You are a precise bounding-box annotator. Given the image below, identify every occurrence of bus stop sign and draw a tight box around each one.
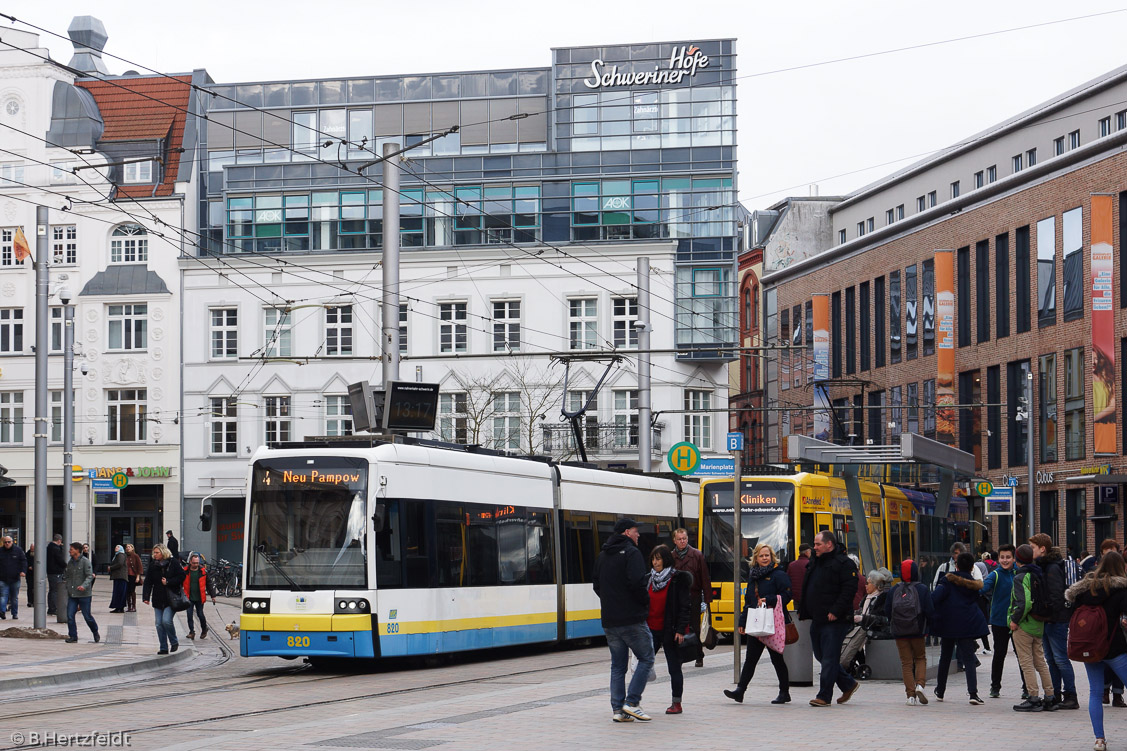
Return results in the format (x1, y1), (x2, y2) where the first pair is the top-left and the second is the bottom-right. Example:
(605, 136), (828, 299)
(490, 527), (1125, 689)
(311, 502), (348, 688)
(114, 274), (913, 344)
(667, 442), (701, 476)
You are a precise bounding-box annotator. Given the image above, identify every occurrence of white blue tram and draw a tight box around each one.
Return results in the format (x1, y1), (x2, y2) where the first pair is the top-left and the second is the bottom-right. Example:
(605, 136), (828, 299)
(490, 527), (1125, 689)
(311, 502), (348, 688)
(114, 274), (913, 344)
(239, 439), (697, 660)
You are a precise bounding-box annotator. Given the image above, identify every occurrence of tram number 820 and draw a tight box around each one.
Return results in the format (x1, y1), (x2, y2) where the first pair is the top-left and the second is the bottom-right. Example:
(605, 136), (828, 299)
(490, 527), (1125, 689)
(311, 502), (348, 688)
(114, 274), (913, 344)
(286, 635), (310, 647)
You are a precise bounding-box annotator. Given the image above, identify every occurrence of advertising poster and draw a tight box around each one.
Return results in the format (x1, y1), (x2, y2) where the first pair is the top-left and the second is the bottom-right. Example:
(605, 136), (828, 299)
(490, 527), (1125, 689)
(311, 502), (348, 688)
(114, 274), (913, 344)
(1092, 194), (1117, 454)
(935, 250), (956, 445)
(812, 294), (831, 441)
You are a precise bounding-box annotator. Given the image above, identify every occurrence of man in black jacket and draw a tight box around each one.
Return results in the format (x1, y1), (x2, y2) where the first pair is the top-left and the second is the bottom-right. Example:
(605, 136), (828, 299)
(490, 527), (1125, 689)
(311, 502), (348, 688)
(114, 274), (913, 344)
(0, 535), (26, 619)
(45, 534), (67, 615)
(593, 518), (654, 723)
(800, 531), (860, 707)
(1030, 532), (1078, 710)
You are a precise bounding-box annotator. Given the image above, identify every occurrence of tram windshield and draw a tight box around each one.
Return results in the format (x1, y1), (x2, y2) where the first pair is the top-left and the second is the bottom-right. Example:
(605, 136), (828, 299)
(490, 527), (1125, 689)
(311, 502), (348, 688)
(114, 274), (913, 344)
(248, 456), (368, 589)
(701, 481), (793, 584)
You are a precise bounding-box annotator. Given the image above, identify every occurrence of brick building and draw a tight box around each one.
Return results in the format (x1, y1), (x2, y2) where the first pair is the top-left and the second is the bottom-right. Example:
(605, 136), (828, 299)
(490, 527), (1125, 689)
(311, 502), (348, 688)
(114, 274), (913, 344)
(758, 63), (1127, 556)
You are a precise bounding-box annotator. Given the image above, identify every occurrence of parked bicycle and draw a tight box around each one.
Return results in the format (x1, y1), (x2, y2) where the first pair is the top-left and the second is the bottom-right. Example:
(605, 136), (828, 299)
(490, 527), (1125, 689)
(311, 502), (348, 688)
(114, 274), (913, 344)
(209, 559), (242, 597)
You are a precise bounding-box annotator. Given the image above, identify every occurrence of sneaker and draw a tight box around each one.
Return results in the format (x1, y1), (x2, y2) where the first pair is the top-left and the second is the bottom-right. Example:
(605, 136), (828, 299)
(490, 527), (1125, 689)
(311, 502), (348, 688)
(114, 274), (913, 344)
(621, 704), (651, 721)
(934, 690), (944, 702)
(905, 696), (917, 706)
(612, 711), (633, 723)
(1043, 696), (1061, 712)
(1013, 697), (1043, 712)
(969, 694), (984, 705)
(665, 703), (682, 714)
(989, 689), (1001, 699)
(981, 649), (992, 656)
(64, 637), (78, 643)
(1095, 739), (1108, 751)
(836, 682), (860, 704)
(1021, 689), (1030, 700)
(914, 685), (929, 705)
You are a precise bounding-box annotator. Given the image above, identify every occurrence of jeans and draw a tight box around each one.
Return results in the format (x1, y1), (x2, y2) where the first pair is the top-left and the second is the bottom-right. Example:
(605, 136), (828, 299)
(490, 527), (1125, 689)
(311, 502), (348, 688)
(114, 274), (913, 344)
(990, 624), (1027, 694)
(0, 578), (20, 617)
(186, 602), (207, 634)
(153, 606), (178, 651)
(66, 596), (98, 641)
(47, 575), (63, 614)
(1042, 622), (1076, 695)
(936, 637), (978, 697)
(651, 629), (684, 702)
(1086, 654), (1127, 739)
(605, 622), (655, 712)
(810, 620), (856, 702)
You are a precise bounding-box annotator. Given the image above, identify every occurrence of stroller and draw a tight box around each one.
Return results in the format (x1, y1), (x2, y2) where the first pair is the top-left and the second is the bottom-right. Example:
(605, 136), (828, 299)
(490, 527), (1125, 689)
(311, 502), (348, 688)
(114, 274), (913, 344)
(840, 623), (872, 680)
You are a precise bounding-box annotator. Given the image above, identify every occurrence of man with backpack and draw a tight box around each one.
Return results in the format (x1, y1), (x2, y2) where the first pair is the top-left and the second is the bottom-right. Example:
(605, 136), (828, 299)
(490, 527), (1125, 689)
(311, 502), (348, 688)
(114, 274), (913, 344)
(1031, 533), (1079, 710)
(887, 558), (934, 705)
(1011, 543), (1056, 712)
(982, 544), (1026, 699)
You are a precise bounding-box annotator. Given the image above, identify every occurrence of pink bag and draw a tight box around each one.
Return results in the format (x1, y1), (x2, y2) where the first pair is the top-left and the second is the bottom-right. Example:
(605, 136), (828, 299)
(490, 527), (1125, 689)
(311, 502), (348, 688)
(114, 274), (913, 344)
(758, 598), (787, 654)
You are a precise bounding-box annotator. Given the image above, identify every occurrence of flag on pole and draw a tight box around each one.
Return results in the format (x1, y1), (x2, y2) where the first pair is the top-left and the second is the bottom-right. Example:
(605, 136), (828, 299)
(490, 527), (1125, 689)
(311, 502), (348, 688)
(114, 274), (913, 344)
(12, 227), (31, 262)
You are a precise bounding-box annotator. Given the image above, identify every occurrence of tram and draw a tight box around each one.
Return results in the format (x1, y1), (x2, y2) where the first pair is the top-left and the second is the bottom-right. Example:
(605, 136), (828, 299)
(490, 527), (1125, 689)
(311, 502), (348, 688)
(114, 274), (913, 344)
(698, 472), (937, 635)
(238, 438), (698, 661)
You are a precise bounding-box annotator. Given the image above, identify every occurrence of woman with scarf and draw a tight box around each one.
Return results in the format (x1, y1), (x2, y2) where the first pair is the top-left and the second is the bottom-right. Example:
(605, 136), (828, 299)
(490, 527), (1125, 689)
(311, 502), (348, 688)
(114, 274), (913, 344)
(647, 543), (692, 715)
(107, 545), (128, 613)
(724, 543), (792, 705)
(125, 544), (143, 612)
(142, 544), (185, 655)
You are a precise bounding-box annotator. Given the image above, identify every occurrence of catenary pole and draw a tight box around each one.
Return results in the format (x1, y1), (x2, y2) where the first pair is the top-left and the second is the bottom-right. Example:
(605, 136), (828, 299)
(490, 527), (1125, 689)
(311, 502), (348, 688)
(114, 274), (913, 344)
(63, 299), (74, 544)
(732, 450), (742, 683)
(33, 206), (48, 629)
(381, 142), (401, 386)
(1026, 371), (1035, 539)
(637, 258), (651, 471)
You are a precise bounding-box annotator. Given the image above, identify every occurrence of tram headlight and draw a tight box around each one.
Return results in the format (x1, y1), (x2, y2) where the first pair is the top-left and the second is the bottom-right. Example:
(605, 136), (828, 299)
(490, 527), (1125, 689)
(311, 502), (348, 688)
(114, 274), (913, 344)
(242, 598), (271, 614)
(334, 597), (372, 614)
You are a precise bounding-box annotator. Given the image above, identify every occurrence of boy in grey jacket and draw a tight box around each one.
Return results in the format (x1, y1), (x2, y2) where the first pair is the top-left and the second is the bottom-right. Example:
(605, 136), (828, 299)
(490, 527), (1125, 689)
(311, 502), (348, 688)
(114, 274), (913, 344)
(64, 542), (100, 644)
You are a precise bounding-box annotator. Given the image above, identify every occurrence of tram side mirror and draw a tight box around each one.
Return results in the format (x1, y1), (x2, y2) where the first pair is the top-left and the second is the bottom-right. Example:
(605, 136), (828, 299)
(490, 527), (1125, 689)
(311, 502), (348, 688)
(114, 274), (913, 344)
(200, 504), (213, 532)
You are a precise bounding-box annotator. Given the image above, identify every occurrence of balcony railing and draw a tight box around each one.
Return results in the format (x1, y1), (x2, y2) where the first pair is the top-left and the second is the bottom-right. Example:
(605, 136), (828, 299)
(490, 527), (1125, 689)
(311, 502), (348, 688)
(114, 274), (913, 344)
(541, 422), (663, 455)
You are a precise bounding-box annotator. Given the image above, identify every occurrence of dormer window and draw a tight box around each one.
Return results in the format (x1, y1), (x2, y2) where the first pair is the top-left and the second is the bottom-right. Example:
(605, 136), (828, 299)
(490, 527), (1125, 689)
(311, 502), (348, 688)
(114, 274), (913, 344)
(110, 224), (148, 263)
(123, 160), (153, 184)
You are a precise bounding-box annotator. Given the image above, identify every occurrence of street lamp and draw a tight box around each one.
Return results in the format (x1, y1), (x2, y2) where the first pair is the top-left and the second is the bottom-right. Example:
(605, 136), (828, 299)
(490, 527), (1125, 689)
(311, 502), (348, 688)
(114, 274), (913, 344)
(59, 286), (75, 545)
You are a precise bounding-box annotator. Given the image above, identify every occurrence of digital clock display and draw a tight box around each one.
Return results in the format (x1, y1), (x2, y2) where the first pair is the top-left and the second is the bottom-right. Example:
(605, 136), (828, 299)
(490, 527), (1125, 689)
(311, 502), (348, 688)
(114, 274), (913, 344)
(383, 381), (439, 431)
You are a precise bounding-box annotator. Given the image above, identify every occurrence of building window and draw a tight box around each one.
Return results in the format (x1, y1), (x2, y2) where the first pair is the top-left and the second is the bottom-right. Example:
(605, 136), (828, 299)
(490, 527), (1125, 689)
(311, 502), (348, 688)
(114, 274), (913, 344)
(867, 217), (875, 233)
(859, 281), (870, 372)
(1118, 111), (1127, 131)
(886, 209), (895, 226)
(916, 195), (926, 212)
(907, 382), (920, 435)
(1026, 148), (1037, 166)
(987, 366), (1001, 469)
(493, 300), (521, 352)
(491, 391), (521, 450)
(1069, 129), (1081, 150)
(264, 307), (292, 357)
(923, 379), (936, 439)
(0, 228), (27, 267)
(1054, 136), (1065, 156)
(874, 276), (886, 369)
(838, 228), (846, 244)
(957, 247), (970, 348)
(438, 392), (467, 443)
(51, 225), (77, 265)
(683, 389), (712, 449)
(905, 265), (917, 360)
(50, 161), (73, 184)
(50, 307), (63, 353)
(122, 160), (153, 184)
(568, 297), (598, 350)
(108, 389), (146, 442)
(831, 290), (842, 378)
(922, 259), (935, 356)
(974, 171), (984, 189)
(0, 308), (23, 353)
(1039, 353), (1057, 463)
(1037, 216), (1056, 327)
(889, 271), (901, 364)
(264, 395), (291, 445)
(0, 163), (25, 188)
(1065, 347), (1085, 460)
(996, 233), (1010, 339)
(110, 224), (148, 263)
(107, 304), (146, 351)
(951, 181), (960, 198)
(975, 240), (990, 344)
(325, 394), (353, 437)
(0, 391), (23, 444)
(325, 305), (353, 356)
(1016, 225), (1031, 333)
(399, 303), (408, 355)
(845, 286), (856, 375)
(1100, 117), (1111, 138)
(209, 397), (237, 454)
(1062, 207), (1084, 322)
(780, 308), (791, 392)
(439, 301), (468, 353)
(1012, 154), (1023, 173)
(613, 389), (639, 448)
(857, 221), (865, 237)
(50, 390), (68, 443)
(210, 308), (238, 359)
(1007, 360), (1030, 466)
(612, 296), (638, 349)
(928, 191), (937, 207)
(987, 165), (997, 183)
(896, 204), (904, 221)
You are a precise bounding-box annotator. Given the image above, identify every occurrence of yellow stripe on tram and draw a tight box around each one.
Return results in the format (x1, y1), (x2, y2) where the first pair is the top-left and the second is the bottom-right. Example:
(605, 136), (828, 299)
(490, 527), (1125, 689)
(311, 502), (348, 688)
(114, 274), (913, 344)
(379, 611), (557, 635)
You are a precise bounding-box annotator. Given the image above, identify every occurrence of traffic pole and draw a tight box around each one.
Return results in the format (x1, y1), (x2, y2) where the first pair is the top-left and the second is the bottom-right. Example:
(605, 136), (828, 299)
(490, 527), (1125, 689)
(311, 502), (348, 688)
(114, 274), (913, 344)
(381, 141), (401, 387)
(33, 206), (48, 629)
(732, 448), (742, 683)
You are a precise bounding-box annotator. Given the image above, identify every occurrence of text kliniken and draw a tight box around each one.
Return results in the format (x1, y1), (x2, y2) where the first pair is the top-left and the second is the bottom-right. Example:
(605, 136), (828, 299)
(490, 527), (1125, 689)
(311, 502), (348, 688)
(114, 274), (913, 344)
(584, 45), (710, 89)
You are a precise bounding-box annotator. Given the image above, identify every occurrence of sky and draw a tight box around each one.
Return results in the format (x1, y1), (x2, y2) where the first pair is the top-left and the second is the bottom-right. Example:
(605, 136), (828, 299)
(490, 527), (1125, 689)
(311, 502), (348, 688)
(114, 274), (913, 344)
(14, 0), (1127, 210)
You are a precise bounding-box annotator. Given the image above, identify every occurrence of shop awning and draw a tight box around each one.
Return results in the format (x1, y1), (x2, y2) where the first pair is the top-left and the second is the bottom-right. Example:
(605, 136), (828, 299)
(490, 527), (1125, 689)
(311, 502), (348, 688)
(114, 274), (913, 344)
(1062, 474), (1127, 484)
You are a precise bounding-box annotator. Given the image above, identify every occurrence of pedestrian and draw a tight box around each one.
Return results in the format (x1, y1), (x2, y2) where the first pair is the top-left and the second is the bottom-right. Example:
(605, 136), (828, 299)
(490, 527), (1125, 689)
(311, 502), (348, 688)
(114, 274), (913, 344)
(799, 530), (861, 707)
(142, 543), (185, 655)
(1030, 532), (1079, 710)
(788, 543), (813, 612)
(165, 530), (179, 559)
(593, 518), (654, 723)
(982, 544), (1026, 699)
(125, 543), (143, 612)
(1065, 550), (1127, 751)
(725, 543), (792, 705)
(849, 554), (866, 610)
(0, 535), (27, 620)
(183, 552), (213, 640)
(25, 543), (34, 608)
(931, 551), (987, 705)
(645, 544), (691, 714)
(107, 545), (128, 613)
(933, 542), (984, 587)
(64, 542), (99, 644)
(1081, 540), (1126, 707)
(46, 534), (66, 616)
(887, 559), (934, 705)
(1011, 543), (1056, 712)
(671, 527), (711, 667)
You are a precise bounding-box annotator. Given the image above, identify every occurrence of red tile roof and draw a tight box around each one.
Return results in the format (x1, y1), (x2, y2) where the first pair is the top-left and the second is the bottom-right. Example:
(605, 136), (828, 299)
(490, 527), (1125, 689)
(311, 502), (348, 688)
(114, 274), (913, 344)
(77, 75), (192, 198)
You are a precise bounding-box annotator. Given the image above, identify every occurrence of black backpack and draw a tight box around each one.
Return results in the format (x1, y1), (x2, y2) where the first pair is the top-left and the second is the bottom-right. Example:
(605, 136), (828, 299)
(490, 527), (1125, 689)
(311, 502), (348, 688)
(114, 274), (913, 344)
(1028, 569), (1054, 622)
(890, 582), (923, 636)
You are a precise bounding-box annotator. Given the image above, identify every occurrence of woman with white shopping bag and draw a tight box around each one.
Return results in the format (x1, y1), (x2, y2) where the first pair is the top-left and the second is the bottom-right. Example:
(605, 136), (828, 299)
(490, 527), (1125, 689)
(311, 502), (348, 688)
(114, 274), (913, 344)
(723, 544), (792, 705)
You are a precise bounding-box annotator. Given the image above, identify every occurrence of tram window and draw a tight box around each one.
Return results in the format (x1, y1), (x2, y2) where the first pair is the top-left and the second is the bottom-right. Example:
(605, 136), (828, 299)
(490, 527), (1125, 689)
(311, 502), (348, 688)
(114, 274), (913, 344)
(561, 511), (595, 584)
(526, 511), (554, 584)
(435, 502), (467, 587)
(497, 518), (526, 585)
(888, 518), (902, 574)
(800, 514), (816, 550)
(375, 499), (403, 589)
(467, 519), (499, 587)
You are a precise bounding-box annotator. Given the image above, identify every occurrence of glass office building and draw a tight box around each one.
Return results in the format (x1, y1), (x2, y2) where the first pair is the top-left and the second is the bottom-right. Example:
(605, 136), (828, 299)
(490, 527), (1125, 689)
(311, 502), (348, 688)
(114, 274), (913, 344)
(197, 40), (738, 357)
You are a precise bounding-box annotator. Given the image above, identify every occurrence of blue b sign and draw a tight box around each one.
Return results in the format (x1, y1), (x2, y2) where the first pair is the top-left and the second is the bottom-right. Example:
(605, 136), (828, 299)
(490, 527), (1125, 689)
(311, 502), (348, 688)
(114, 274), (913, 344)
(726, 432), (744, 452)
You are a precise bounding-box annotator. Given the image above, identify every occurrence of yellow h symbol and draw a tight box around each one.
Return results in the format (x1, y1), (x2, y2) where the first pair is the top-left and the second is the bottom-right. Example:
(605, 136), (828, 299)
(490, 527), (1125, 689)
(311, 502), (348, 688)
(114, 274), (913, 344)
(673, 445), (693, 471)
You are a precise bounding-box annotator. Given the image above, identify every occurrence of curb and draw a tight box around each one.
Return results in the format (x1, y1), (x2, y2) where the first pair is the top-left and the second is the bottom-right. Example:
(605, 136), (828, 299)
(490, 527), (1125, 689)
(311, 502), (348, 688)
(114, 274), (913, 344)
(0, 645), (196, 692)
